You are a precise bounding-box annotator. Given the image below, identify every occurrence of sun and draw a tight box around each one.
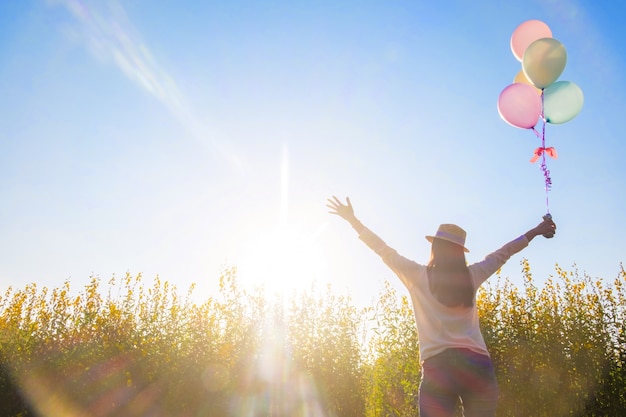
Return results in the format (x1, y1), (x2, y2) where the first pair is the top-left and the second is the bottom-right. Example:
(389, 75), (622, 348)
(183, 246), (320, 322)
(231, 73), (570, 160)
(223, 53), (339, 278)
(233, 144), (330, 297)
(236, 223), (328, 297)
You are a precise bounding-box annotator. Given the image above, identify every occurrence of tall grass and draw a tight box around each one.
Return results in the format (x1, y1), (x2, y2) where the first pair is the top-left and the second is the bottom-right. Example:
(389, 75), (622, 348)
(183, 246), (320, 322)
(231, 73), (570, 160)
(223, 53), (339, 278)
(1, 261), (625, 416)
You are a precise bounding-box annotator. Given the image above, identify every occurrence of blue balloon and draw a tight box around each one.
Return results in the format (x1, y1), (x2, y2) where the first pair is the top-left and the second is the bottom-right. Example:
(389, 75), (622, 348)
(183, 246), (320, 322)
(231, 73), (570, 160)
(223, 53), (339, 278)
(543, 81), (584, 124)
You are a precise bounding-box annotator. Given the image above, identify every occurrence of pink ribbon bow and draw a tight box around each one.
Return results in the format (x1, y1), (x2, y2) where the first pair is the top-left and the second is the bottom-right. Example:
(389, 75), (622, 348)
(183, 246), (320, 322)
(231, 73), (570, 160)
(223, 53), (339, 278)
(530, 147), (558, 163)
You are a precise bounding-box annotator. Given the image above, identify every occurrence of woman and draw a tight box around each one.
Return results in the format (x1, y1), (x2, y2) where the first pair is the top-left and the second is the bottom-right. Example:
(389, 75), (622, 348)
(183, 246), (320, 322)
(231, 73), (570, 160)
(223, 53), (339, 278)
(326, 196), (556, 417)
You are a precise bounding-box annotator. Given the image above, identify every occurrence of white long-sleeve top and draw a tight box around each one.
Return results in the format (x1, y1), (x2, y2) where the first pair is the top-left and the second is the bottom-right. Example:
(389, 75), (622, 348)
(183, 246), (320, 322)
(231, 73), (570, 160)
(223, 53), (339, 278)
(359, 227), (529, 362)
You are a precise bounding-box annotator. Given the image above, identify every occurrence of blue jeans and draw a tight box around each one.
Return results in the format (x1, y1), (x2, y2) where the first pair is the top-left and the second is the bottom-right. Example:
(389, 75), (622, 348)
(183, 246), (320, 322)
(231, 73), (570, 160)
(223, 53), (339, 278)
(419, 348), (499, 417)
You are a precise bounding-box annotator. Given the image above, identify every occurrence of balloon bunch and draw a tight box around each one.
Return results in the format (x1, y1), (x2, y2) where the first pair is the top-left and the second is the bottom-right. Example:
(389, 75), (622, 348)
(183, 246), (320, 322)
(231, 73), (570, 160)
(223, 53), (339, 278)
(497, 20), (583, 213)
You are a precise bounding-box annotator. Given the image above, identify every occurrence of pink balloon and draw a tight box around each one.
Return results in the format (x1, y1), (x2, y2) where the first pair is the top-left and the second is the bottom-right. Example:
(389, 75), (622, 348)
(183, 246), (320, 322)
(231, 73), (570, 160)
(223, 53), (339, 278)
(497, 83), (542, 129)
(510, 20), (552, 62)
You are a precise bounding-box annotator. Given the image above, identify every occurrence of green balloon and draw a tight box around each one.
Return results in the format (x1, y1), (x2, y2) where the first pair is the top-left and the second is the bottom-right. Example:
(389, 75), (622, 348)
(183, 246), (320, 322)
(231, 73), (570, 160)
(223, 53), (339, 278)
(523, 38), (567, 89)
(543, 81), (584, 124)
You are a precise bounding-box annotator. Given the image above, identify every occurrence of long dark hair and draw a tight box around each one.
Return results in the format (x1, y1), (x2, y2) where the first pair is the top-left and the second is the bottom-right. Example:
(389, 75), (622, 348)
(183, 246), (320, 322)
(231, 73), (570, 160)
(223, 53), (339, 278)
(427, 238), (474, 308)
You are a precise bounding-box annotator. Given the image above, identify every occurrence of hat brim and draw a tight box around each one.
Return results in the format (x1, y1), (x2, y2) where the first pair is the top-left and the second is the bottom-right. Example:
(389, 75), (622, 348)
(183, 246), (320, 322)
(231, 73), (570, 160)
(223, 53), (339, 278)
(425, 235), (470, 252)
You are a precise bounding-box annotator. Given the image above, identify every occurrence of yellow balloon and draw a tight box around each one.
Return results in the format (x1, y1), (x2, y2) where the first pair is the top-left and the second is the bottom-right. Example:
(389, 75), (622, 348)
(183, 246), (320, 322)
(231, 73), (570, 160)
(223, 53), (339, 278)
(522, 38), (567, 89)
(514, 70), (542, 95)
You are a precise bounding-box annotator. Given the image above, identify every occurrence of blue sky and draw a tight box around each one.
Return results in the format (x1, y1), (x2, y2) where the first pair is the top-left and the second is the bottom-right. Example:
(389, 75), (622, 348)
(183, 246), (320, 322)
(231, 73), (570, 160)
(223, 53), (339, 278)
(1, 0), (624, 306)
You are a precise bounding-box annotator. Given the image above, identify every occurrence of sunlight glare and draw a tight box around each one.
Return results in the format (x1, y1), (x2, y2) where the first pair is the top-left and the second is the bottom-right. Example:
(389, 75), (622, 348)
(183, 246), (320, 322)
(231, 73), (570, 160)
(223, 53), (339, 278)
(237, 144), (329, 297)
(237, 223), (328, 297)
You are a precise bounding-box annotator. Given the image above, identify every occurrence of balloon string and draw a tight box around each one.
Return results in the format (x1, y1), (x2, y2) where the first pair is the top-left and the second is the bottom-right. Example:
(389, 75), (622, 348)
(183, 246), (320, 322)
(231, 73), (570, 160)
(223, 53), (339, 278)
(532, 91), (551, 214)
(540, 91), (551, 212)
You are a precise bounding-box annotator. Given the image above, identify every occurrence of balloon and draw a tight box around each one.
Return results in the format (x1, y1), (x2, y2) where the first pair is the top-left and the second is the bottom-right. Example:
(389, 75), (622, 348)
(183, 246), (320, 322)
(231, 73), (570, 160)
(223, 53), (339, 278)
(543, 81), (584, 124)
(514, 69), (542, 95)
(510, 20), (552, 62)
(497, 83), (542, 129)
(522, 38), (567, 89)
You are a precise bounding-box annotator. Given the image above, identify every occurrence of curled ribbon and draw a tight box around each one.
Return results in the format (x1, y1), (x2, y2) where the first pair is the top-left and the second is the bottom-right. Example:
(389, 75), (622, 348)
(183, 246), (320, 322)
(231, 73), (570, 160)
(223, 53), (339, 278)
(530, 146), (558, 163)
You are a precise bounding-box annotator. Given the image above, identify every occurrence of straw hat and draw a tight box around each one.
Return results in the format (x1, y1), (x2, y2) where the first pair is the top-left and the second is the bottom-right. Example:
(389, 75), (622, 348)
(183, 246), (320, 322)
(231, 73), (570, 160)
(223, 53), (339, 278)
(425, 224), (469, 252)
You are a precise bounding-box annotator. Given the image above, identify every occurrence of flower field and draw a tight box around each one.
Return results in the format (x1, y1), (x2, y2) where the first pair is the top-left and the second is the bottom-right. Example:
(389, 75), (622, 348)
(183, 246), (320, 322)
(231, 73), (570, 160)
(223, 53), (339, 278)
(1, 261), (625, 416)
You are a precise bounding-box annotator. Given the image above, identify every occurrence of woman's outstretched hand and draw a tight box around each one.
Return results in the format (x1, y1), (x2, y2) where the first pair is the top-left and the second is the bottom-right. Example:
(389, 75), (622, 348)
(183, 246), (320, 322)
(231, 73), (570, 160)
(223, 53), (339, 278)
(539, 216), (557, 238)
(327, 196), (356, 221)
(524, 216), (557, 241)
